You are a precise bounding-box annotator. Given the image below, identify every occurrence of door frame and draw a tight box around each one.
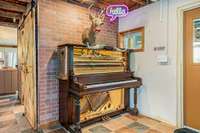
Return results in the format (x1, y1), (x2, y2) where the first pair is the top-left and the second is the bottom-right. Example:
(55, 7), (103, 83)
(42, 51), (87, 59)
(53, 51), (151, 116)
(177, 1), (200, 131)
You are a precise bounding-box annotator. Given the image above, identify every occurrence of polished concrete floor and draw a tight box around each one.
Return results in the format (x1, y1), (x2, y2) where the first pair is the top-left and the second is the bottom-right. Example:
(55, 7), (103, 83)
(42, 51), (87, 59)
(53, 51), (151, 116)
(0, 95), (176, 133)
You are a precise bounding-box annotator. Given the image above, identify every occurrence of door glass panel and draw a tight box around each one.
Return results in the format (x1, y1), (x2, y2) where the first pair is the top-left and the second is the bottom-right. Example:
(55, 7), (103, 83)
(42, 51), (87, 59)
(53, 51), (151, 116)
(193, 19), (200, 63)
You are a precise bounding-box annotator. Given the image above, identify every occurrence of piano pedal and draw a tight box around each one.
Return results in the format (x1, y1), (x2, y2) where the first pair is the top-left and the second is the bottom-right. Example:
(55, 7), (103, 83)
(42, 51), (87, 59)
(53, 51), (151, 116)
(102, 115), (111, 121)
(105, 115), (111, 121)
(102, 116), (106, 121)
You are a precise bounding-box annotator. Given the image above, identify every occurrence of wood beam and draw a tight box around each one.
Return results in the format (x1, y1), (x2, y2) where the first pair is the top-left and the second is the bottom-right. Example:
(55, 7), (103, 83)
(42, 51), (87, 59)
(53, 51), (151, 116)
(2, 0), (31, 5)
(0, 21), (18, 28)
(131, 0), (145, 5)
(17, 0), (32, 3)
(0, 45), (17, 48)
(129, 3), (142, 11)
(0, 0), (26, 13)
(18, 2), (32, 28)
(0, 10), (21, 19)
(0, 16), (14, 22)
(68, 0), (104, 10)
(0, 16), (18, 27)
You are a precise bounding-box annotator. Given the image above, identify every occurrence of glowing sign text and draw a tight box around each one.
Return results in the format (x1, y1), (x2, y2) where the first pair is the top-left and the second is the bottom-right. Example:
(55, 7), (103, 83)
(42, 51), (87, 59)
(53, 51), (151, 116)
(106, 4), (129, 21)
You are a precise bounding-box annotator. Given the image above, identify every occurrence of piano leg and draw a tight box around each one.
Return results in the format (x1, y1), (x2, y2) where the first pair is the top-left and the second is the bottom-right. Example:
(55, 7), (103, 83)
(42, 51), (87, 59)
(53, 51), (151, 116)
(69, 98), (82, 133)
(131, 88), (139, 115)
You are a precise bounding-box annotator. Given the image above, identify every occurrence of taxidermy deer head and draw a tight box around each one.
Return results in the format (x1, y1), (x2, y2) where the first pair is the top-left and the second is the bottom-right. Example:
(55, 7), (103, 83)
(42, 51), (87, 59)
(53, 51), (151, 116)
(82, 4), (105, 47)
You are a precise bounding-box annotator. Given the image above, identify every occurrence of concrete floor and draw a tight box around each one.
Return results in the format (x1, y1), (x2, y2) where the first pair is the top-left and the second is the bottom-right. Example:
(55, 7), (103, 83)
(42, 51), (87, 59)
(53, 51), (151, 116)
(0, 95), (176, 133)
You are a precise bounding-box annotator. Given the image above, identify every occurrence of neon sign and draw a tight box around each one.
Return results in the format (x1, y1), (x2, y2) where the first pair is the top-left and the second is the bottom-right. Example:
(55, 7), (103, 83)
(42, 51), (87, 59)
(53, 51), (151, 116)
(106, 4), (129, 21)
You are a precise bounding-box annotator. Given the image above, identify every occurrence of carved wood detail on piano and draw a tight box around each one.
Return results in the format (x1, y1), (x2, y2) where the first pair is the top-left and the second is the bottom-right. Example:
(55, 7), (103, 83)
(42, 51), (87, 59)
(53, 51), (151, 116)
(58, 44), (142, 132)
(73, 47), (128, 75)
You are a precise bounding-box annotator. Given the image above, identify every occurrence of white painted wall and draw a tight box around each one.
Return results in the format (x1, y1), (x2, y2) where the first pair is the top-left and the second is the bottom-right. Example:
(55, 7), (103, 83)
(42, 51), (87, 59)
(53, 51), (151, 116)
(0, 26), (17, 45)
(119, 0), (200, 126)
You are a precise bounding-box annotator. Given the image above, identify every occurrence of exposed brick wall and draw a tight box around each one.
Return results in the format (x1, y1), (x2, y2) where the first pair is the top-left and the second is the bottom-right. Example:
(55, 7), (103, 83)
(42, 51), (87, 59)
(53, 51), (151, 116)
(38, 0), (118, 125)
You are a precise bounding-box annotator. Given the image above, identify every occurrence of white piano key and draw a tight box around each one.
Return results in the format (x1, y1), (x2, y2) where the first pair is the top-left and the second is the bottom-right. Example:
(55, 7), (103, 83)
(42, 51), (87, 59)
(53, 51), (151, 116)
(86, 79), (138, 89)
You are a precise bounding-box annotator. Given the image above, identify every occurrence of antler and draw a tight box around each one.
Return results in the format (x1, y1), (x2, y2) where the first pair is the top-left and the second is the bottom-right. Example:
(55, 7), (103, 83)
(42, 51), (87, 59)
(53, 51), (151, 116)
(88, 3), (95, 19)
(98, 8), (105, 20)
(88, 3), (94, 10)
(88, 3), (105, 18)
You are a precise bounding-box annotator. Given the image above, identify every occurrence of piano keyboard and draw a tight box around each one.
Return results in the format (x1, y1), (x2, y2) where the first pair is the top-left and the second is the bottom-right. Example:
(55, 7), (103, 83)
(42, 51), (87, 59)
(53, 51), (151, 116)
(86, 79), (138, 89)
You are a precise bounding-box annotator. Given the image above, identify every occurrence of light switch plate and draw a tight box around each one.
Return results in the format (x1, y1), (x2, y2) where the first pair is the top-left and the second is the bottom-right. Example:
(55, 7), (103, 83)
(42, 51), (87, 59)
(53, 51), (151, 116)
(157, 54), (168, 64)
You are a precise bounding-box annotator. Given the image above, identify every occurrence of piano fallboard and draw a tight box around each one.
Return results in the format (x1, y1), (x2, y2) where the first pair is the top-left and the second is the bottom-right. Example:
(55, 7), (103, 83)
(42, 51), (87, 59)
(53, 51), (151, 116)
(69, 72), (142, 97)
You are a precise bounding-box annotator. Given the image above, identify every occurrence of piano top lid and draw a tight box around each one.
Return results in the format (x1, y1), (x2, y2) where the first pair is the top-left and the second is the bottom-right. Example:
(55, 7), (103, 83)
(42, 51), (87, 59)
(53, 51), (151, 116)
(58, 43), (86, 48)
(58, 43), (129, 53)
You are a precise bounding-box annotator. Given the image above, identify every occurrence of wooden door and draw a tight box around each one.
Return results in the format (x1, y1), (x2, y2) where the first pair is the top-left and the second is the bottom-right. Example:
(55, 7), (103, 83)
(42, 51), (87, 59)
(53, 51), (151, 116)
(17, 9), (36, 128)
(184, 8), (200, 130)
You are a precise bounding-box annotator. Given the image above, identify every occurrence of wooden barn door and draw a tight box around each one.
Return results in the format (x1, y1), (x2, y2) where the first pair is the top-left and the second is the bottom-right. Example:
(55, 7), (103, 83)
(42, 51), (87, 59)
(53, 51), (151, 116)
(184, 8), (200, 130)
(18, 9), (37, 128)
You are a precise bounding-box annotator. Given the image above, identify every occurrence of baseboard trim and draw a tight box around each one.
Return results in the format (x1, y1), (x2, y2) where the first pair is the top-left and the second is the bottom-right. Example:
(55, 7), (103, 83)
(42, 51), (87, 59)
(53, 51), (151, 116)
(140, 112), (176, 127)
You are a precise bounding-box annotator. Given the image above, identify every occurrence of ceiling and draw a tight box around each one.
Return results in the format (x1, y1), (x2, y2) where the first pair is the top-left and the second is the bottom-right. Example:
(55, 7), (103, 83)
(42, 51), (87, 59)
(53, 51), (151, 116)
(96, 0), (149, 10)
(0, 0), (32, 28)
(0, 0), (156, 28)
(69, 0), (155, 10)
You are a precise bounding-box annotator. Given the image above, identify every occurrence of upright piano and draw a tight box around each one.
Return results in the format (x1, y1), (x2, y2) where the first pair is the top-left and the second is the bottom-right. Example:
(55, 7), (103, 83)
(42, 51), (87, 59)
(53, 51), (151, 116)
(58, 43), (142, 133)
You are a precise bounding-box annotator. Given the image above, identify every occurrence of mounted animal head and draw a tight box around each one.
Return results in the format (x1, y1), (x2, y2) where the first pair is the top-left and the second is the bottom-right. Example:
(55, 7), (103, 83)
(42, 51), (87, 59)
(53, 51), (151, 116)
(88, 4), (105, 32)
(82, 4), (105, 46)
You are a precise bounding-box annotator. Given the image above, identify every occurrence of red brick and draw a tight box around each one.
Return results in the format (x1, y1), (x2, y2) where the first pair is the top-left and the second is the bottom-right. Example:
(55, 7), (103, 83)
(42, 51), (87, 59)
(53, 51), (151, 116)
(38, 0), (118, 125)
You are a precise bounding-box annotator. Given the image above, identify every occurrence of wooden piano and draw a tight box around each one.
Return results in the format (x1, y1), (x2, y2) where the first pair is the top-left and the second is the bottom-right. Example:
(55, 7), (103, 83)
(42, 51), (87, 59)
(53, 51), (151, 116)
(58, 43), (142, 133)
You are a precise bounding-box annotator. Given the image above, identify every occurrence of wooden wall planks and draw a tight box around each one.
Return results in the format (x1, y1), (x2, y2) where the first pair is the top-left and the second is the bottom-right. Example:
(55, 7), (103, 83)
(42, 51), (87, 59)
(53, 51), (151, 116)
(0, 68), (18, 95)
